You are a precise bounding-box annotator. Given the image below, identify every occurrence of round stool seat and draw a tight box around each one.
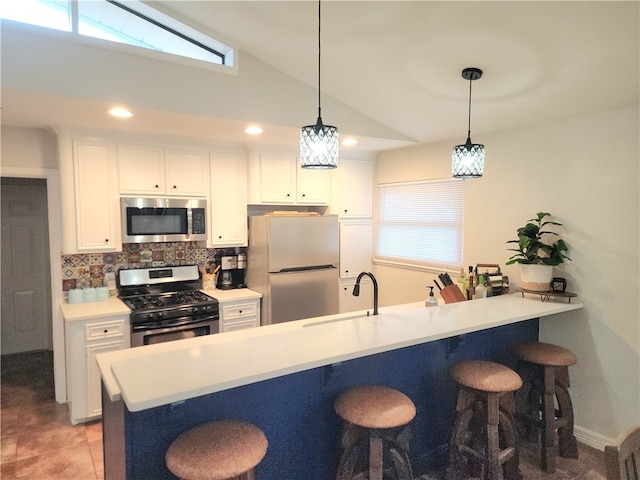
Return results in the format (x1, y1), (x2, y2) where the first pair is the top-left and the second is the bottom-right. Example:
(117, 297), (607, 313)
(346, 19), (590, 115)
(515, 342), (577, 367)
(166, 420), (268, 480)
(335, 385), (416, 429)
(450, 360), (522, 393)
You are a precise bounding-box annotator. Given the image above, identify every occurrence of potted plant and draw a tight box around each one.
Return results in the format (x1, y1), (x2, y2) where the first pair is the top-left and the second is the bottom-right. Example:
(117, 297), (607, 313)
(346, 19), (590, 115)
(506, 212), (570, 291)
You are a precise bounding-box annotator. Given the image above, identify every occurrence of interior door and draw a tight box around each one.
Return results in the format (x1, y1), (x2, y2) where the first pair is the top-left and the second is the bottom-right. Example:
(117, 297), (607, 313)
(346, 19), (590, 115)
(1, 178), (52, 354)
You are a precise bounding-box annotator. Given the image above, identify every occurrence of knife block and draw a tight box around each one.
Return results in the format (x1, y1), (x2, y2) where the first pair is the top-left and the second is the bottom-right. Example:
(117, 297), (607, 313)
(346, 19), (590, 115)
(441, 285), (467, 304)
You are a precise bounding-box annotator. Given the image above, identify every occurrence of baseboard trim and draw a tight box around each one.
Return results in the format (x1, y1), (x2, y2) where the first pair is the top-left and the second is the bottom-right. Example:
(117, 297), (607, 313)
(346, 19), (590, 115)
(574, 424), (613, 451)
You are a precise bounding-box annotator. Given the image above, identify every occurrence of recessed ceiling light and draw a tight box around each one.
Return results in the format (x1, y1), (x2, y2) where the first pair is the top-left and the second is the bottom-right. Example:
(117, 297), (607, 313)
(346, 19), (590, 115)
(244, 126), (263, 135)
(108, 107), (133, 118)
(342, 138), (358, 146)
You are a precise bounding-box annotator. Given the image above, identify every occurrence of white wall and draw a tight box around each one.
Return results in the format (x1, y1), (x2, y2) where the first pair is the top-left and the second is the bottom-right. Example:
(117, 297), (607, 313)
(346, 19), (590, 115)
(375, 106), (640, 446)
(1, 126), (58, 169)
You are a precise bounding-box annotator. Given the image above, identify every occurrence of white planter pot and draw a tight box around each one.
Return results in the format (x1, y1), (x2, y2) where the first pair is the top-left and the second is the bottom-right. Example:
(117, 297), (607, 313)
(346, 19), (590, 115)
(520, 264), (553, 292)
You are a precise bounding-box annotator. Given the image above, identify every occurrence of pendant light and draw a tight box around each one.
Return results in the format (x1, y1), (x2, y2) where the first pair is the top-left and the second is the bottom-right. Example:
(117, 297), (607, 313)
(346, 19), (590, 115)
(452, 67), (484, 178)
(300, 0), (338, 169)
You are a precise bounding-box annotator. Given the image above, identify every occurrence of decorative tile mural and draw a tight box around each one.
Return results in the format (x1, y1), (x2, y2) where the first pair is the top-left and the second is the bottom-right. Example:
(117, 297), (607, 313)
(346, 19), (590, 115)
(61, 242), (240, 291)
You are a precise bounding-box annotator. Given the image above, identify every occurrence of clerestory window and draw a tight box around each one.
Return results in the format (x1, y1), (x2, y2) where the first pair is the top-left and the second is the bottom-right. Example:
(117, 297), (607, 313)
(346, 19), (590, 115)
(0, 0), (233, 67)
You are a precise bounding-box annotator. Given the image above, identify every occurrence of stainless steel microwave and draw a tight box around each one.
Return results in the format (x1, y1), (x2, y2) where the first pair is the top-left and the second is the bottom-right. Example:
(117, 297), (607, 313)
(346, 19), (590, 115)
(121, 197), (207, 243)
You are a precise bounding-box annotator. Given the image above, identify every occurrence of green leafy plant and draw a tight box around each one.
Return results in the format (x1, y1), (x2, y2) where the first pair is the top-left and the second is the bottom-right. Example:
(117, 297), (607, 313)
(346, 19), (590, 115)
(506, 212), (571, 266)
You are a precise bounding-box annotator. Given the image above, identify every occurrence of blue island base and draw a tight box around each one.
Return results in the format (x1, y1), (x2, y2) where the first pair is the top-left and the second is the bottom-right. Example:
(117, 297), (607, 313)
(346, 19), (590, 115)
(103, 320), (538, 480)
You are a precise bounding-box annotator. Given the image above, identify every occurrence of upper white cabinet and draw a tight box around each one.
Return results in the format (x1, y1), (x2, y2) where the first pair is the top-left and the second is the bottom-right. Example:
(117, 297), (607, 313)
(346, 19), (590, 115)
(339, 221), (373, 278)
(118, 145), (209, 196)
(248, 154), (330, 205)
(332, 159), (374, 217)
(297, 165), (330, 204)
(209, 153), (248, 247)
(61, 138), (121, 253)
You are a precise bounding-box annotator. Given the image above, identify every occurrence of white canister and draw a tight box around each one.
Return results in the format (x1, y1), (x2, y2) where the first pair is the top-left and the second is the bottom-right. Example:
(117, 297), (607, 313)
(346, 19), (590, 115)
(83, 287), (97, 303)
(96, 286), (109, 301)
(68, 289), (83, 304)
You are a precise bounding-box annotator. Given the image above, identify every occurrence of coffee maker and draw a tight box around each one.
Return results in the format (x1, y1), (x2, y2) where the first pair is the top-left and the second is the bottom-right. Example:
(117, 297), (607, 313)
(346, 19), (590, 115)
(216, 252), (247, 289)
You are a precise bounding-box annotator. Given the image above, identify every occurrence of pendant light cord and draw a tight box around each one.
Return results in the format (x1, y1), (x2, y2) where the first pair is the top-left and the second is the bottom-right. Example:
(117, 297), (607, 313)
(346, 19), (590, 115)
(317, 0), (322, 120)
(466, 77), (473, 139)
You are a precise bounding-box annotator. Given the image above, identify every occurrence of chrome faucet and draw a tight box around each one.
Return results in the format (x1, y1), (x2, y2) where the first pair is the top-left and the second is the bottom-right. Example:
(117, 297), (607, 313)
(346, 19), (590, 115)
(353, 272), (378, 315)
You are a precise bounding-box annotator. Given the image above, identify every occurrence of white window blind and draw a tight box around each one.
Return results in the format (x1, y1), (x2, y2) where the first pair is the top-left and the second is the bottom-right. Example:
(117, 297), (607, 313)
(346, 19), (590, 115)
(375, 179), (464, 271)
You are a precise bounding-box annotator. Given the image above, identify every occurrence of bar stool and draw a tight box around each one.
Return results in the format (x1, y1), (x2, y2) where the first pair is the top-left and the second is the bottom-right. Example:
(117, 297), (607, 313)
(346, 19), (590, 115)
(166, 419), (268, 480)
(446, 360), (523, 480)
(334, 385), (416, 480)
(514, 342), (579, 473)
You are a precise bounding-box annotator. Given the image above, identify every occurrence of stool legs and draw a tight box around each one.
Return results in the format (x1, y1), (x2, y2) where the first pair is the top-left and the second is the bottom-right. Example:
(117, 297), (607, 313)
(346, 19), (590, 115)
(336, 423), (413, 480)
(447, 387), (521, 480)
(515, 363), (579, 473)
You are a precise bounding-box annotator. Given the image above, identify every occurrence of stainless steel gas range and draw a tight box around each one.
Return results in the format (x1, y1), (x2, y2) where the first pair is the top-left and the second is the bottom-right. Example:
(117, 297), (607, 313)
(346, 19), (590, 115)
(117, 265), (219, 347)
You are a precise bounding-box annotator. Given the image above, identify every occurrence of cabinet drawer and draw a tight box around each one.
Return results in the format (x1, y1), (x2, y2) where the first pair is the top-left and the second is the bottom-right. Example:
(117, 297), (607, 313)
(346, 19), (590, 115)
(221, 302), (257, 320)
(85, 319), (126, 341)
(221, 318), (258, 333)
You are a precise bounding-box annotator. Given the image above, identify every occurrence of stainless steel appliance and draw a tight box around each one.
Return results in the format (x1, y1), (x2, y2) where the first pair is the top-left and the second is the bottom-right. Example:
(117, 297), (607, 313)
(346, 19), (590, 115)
(216, 252), (247, 289)
(117, 265), (219, 347)
(121, 197), (207, 243)
(246, 215), (339, 325)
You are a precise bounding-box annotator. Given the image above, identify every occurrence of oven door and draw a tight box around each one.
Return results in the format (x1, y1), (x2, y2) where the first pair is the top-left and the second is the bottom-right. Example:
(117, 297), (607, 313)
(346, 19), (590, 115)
(131, 314), (219, 347)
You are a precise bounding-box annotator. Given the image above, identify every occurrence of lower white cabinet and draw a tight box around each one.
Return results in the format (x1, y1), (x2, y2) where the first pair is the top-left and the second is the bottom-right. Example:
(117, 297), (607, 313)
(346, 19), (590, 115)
(219, 298), (260, 333)
(339, 278), (374, 313)
(65, 315), (130, 425)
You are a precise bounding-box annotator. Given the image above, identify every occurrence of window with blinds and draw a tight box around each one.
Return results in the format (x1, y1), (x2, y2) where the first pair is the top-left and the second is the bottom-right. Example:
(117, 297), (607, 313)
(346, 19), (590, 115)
(375, 179), (464, 271)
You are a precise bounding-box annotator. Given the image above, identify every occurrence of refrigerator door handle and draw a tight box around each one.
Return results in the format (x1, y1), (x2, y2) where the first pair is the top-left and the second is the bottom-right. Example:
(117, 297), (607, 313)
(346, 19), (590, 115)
(276, 265), (337, 273)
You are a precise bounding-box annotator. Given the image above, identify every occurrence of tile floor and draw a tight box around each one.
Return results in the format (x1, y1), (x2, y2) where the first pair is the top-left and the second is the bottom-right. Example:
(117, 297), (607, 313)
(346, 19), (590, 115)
(1, 350), (607, 480)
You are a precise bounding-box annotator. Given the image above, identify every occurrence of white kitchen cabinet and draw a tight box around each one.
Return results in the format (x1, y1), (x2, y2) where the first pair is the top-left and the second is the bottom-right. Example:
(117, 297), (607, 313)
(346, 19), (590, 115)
(339, 221), (373, 278)
(297, 165), (330, 204)
(339, 278), (374, 313)
(332, 159), (374, 217)
(219, 298), (260, 333)
(118, 144), (209, 196)
(65, 315), (130, 424)
(209, 153), (248, 247)
(249, 154), (329, 205)
(61, 139), (121, 253)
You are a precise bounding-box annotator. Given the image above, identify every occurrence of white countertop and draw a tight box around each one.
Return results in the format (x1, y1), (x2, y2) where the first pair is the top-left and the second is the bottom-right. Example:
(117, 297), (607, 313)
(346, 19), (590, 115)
(202, 288), (262, 302)
(96, 294), (582, 412)
(60, 288), (261, 323)
(61, 296), (130, 322)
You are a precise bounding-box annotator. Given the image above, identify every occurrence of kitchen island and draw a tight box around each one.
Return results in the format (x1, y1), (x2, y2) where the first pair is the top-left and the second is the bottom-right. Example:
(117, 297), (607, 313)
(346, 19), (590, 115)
(97, 294), (582, 480)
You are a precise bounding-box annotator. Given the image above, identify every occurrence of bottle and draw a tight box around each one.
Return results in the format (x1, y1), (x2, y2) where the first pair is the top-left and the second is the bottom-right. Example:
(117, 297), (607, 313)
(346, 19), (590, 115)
(466, 266), (475, 300)
(475, 275), (487, 299)
(457, 268), (468, 296)
(425, 286), (438, 307)
(484, 275), (493, 297)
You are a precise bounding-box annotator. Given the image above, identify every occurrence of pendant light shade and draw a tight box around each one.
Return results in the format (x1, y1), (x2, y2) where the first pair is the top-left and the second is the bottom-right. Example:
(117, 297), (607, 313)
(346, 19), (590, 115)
(452, 67), (484, 178)
(300, 0), (338, 169)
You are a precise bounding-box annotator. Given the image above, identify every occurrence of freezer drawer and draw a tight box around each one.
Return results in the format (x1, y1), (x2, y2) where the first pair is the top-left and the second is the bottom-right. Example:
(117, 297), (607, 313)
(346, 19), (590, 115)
(267, 268), (338, 324)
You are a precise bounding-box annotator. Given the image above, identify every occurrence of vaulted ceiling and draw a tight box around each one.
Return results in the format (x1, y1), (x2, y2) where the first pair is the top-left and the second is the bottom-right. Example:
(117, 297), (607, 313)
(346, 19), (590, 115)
(2, 1), (638, 154)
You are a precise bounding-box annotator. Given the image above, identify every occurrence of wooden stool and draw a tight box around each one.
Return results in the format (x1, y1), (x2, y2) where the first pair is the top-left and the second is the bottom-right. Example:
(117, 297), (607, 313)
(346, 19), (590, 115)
(334, 385), (416, 480)
(514, 342), (578, 473)
(166, 420), (268, 480)
(446, 360), (523, 480)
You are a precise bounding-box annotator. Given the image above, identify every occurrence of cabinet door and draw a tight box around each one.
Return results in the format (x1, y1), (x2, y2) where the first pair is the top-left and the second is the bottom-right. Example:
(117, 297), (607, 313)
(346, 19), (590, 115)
(259, 155), (295, 203)
(297, 166), (329, 204)
(210, 153), (247, 247)
(339, 278), (374, 313)
(338, 160), (374, 217)
(165, 150), (209, 196)
(118, 145), (165, 194)
(73, 141), (121, 252)
(339, 221), (373, 278)
(86, 339), (126, 418)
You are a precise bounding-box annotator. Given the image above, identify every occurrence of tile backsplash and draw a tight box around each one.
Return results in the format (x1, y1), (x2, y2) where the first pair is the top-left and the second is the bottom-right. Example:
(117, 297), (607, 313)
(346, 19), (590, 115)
(61, 242), (233, 292)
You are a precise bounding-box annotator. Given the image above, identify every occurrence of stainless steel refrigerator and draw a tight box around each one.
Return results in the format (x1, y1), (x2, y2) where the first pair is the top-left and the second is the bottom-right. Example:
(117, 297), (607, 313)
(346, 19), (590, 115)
(246, 215), (339, 325)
